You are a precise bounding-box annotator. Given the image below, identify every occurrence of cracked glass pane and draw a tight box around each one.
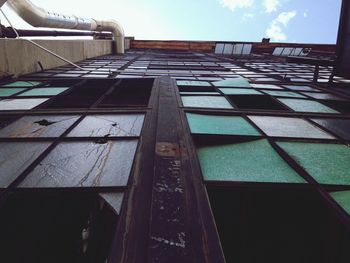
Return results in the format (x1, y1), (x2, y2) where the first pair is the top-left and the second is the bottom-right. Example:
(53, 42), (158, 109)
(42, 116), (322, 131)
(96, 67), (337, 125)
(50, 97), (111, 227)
(18, 88), (69, 97)
(68, 114), (144, 137)
(0, 115), (79, 138)
(20, 140), (138, 188)
(248, 116), (335, 139)
(0, 99), (49, 110)
(0, 142), (51, 187)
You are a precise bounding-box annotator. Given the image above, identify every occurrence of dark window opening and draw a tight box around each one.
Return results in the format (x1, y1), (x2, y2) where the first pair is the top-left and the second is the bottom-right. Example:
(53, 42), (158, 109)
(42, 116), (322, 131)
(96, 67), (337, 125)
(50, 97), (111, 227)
(324, 100), (350, 114)
(98, 78), (154, 108)
(178, 86), (216, 92)
(228, 95), (287, 110)
(208, 187), (350, 263)
(44, 80), (112, 109)
(0, 192), (119, 263)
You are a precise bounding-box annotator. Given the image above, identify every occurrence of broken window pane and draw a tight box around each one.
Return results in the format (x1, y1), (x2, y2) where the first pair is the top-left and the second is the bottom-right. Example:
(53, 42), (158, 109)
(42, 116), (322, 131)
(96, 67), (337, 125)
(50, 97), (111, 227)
(181, 96), (234, 109)
(20, 140), (138, 188)
(278, 98), (339, 113)
(229, 95), (286, 110)
(176, 80), (211, 86)
(187, 113), (260, 136)
(0, 98), (49, 110)
(0, 142), (51, 187)
(311, 118), (350, 140)
(248, 116), (334, 139)
(197, 139), (305, 183)
(0, 115), (79, 138)
(68, 114), (144, 137)
(18, 88), (69, 97)
(263, 90), (306, 98)
(277, 142), (350, 185)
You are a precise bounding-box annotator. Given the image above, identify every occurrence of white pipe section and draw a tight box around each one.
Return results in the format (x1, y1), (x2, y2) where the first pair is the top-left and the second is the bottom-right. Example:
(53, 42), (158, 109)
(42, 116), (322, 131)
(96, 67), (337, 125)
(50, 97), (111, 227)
(6, 0), (124, 53)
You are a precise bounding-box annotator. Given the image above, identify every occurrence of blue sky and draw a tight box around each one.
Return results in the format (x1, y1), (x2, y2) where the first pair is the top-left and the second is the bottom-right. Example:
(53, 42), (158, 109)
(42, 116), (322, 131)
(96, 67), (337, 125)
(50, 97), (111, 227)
(0, 0), (342, 43)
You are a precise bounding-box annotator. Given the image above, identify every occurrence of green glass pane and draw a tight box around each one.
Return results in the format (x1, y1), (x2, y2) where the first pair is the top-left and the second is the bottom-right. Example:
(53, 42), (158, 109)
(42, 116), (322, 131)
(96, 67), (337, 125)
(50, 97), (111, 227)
(2, 81), (42, 87)
(263, 90), (306, 98)
(331, 191), (350, 215)
(18, 88), (68, 97)
(0, 88), (26, 97)
(278, 98), (339, 113)
(180, 92), (220, 95)
(213, 77), (251, 88)
(186, 113), (260, 136)
(177, 80), (211, 87)
(251, 84), (282, 90)
(181, 96), (233, 109)
(278, 142), (350, 185)
(219, 88), (262, 95)
(198, 139), (305, 183)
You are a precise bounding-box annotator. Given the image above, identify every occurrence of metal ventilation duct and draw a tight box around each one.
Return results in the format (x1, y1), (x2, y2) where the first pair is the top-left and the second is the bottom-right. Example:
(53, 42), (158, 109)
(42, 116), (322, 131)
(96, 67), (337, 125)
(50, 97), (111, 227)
(5, 0), (125, 53)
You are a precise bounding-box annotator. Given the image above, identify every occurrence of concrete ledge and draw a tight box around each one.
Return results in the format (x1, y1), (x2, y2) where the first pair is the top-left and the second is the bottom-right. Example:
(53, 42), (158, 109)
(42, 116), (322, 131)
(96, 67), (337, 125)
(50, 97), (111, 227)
(0, 39), (113, 77)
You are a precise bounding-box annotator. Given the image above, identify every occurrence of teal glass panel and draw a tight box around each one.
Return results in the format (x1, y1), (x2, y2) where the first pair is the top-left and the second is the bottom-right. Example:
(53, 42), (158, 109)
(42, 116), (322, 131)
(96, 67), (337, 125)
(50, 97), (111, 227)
(0, 88), (27, 97)
(180, 92), (220, 95)
(283, 85), (318, 91)
(213, 77), (251, 88)
(263, 90), (306, 98)
(18, 87), (68, 97)
(330, 191), (350, 215)
(181, 96), (233, 109)
(176, 80), (211, 86)
(219, 88), (262, 95)
(2, 81), (42, 87)
(186, 113), (260, 136)
(278, 142), (350, 185)
(198, 139), (305, 183)
(278, 98), (339, 113)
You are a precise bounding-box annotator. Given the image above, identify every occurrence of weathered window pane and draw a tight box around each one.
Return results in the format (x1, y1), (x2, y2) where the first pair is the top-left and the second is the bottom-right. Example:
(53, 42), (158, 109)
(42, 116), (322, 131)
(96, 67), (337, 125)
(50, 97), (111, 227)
(0, 88), (27, 97)
(213, 77), (251, 88)
(0, 98), (49, 110)
(187, 113), (260, 136)
(311, 118), (350, 140)
(68, 114), (144, 137)
(2, 81), (42, 87)
(263, 90), (306, 98)
(283, 85), (318, 91)
(251, 84), (282, 90)
(277, 142), (350, 185)
(248, 116), (334, 139)
(198, 139), (305, 183)
(0, 142), (51, 187)
(18, 88), (69, 97)
(278, 98), (339, 113)
(0, 115), (79, 138)
(219, 88), (262, 95)
(20, 140), (138, 188)
(176, 80), (211, 86)
(181, 96), (233, 109)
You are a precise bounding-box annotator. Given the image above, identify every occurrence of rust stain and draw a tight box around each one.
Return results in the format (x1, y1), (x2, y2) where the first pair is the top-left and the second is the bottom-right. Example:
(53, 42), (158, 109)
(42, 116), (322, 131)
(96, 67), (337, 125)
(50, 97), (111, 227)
(155, 142), (181, 157)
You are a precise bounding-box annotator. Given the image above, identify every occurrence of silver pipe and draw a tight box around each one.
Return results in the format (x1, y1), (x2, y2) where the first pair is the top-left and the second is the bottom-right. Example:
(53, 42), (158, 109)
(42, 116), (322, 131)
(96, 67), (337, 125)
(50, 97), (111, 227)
(0, 8), (84, 70)
(6, 0), (124, 53)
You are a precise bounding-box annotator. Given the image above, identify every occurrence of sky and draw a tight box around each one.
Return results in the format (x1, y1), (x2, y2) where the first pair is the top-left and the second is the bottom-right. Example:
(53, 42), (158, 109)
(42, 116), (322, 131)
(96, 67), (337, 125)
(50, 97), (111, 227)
(0, 0), (343, 44)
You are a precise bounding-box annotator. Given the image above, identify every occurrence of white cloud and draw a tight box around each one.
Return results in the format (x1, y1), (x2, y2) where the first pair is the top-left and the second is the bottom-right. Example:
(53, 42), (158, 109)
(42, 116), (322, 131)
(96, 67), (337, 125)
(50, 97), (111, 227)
(303, 12), (308, 17)
(263, 0), (280, 13)
(266, 11), (297, 41)
(219, 0), (254, 11)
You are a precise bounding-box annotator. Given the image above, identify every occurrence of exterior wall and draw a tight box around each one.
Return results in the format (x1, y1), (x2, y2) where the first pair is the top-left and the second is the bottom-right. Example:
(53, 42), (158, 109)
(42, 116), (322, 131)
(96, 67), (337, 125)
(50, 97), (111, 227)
(0, 39), (113, 77)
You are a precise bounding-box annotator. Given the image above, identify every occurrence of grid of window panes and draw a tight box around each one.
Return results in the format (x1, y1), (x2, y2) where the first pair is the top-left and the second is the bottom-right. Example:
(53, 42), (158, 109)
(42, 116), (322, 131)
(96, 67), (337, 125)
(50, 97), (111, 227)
(0, 77), (153, 262)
